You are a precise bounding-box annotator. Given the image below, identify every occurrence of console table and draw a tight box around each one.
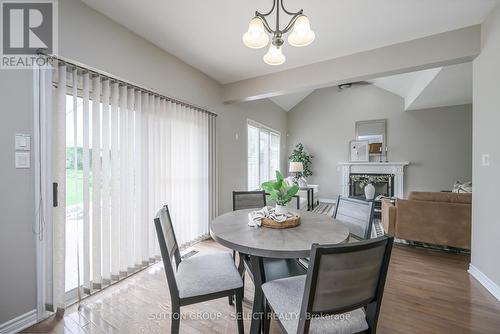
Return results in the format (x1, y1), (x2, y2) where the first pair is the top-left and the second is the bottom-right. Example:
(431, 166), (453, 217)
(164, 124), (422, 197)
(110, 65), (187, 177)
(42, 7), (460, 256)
(299, 185), (319, 210)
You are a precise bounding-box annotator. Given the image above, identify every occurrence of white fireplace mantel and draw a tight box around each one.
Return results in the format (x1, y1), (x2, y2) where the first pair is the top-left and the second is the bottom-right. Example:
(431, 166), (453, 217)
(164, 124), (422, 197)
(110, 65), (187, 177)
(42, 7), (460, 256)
(338, 162), (410, 198)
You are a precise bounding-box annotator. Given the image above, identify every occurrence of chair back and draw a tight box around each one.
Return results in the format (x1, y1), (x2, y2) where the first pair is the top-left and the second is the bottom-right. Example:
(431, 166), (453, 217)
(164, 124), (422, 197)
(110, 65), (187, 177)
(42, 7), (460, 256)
(298, 236), (394, 333)
(334, 196), (374, 239)
(154, 205), (181, 300)
(233, 190), (266, 211)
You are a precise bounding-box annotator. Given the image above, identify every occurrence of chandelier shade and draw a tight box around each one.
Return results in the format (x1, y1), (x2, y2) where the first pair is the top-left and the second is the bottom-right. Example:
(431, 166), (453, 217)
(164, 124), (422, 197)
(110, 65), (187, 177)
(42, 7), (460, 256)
(242, 17), (269, 49)
(287, 15), (315, 47)
(242, 0), (315, 65)
(263, 44), (286, 66)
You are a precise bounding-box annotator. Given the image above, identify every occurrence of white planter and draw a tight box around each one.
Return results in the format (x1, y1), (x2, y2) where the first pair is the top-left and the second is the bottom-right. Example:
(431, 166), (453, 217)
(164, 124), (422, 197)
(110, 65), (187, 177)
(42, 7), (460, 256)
(364, 183), (375, 200)
(275, 204), (288, 215)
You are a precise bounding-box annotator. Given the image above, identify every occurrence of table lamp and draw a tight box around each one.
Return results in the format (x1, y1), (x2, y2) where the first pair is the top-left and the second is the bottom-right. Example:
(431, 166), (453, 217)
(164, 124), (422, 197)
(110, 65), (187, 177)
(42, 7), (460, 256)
(289, 161), (304, 185)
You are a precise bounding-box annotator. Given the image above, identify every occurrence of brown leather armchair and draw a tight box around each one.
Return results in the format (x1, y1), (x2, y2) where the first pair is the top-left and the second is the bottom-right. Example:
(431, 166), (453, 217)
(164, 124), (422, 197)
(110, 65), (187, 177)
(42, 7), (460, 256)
(382, 192), (471, 249)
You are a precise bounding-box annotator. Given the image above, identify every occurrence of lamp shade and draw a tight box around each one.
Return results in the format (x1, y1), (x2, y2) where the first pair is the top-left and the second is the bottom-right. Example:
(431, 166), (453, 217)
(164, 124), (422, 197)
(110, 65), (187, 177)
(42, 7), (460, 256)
(289, 161), (304, 173)
(242, 17), (269, 49)
(288, 15), (315, 47)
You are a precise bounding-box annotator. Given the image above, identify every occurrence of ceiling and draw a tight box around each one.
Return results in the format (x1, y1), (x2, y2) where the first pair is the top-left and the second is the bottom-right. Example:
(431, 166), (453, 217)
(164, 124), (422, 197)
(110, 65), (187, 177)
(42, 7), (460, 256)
(81, 0), (498, 84)
(369, 68), (442, 109)
(267, 62), (472, 111)
(403, 63), (472, 110)
(269, 90), (314, 111)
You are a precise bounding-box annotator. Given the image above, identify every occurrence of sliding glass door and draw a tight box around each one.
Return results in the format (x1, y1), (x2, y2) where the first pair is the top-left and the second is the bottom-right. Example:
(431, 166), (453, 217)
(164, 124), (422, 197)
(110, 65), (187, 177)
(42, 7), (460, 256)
(49, 64), (217, 305)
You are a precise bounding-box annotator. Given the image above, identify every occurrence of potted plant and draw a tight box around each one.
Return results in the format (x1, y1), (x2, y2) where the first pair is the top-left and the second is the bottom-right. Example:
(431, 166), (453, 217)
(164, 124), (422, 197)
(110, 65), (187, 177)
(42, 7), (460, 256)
(262, 170), (299, 215)
(289, 143), (313, 186)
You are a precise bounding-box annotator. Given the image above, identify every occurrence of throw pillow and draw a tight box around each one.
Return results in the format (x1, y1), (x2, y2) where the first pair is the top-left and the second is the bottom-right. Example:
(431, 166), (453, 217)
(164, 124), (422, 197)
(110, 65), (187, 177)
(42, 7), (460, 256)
(452, 181), (472, 193)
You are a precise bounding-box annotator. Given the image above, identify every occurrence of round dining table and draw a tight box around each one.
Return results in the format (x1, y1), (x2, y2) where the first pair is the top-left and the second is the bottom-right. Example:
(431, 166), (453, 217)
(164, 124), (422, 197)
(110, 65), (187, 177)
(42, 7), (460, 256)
(210, 209), (349, 334)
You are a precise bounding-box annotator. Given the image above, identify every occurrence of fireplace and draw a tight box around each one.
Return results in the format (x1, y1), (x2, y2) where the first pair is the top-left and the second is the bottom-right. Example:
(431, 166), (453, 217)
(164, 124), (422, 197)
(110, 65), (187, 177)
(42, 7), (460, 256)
(338, 162), (409, 199)
(349, 173), (394, 198)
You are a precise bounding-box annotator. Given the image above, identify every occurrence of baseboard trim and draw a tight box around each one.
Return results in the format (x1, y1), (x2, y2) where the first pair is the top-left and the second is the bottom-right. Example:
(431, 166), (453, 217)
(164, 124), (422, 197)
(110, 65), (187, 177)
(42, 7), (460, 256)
(0, 309), (37, 334)
(468, 264), (500, 301)
(318, 198), (336, 204)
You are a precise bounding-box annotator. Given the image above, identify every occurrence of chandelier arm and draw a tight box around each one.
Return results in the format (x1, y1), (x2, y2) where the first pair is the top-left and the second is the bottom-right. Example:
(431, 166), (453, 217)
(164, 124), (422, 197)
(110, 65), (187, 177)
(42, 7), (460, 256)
(257, 0), (277, 17)
(281, 12), (303, 34)
(255, 14), (275, 34)
(280, 0), (303, 16)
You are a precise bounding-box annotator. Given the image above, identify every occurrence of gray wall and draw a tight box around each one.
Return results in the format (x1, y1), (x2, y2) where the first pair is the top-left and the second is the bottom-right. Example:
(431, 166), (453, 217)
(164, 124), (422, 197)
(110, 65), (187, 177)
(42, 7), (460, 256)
(0, 71), (37, 324)
(0, 0), (287, 325)
(287, 85), (472, 199)
(472, 3), (500, 289)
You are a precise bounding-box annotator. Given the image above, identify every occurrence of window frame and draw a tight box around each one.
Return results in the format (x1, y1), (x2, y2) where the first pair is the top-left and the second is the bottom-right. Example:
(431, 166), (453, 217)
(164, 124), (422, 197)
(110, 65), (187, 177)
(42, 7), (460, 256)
(246, 119), (281, 190)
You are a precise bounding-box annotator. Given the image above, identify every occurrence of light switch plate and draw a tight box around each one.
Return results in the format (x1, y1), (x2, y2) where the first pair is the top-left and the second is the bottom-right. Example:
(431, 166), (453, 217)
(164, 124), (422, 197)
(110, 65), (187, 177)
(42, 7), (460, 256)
(15, 134), (31, 151)
(481, 154), (490, 166)
(15, 151), (30, 169)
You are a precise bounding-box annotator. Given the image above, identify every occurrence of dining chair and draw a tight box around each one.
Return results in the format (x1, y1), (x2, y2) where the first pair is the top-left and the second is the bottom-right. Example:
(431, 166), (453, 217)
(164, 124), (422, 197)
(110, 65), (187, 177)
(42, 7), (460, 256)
(154, 205), (244, 334)
(334, 196), (375, 241)
(262, 236), (394, 334)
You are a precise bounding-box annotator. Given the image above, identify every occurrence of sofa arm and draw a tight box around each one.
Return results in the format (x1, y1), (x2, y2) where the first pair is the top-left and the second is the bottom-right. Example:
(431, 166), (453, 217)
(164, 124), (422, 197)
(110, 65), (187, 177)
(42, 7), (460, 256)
(381, 199), (396, 236)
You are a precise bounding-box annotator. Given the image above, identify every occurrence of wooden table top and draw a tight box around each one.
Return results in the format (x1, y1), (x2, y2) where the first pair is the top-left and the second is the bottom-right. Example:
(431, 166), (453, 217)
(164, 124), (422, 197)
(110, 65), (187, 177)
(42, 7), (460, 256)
(210, 209), (349, 258)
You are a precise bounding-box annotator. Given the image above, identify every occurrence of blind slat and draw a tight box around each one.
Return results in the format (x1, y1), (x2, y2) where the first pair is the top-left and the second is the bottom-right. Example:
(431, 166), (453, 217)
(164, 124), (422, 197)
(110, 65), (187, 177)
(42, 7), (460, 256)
(110, 82), (120, 277)
(101, 79), (111, 280)
(82, 72), (91, 290)
(119, 85), (128, 274)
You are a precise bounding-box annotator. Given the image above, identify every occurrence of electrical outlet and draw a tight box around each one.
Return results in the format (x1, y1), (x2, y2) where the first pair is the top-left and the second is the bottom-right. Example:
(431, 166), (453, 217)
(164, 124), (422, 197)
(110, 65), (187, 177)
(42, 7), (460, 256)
(482, 154), (490, 166)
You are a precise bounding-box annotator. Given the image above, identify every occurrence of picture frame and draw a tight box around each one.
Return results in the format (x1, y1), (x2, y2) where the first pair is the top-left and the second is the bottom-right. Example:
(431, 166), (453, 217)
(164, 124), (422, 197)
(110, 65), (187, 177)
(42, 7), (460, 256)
(349, 140), (369, 162)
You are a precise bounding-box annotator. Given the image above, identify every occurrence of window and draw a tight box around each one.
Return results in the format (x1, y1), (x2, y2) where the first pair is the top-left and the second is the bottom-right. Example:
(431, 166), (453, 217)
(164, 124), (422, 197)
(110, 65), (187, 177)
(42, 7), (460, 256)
(247, 120), (281, 190)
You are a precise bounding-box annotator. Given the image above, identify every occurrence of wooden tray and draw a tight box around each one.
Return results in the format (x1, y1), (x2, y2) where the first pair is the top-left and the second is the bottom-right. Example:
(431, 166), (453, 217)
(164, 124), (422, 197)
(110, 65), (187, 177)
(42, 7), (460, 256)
(262, 213), (301, 229)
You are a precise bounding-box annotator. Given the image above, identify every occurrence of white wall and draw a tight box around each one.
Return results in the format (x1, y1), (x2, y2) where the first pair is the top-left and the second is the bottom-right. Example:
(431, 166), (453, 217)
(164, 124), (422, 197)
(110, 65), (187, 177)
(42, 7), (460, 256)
(287, 85), (472, 199)
(471, 3), (500, 292)
(0, 0), (287, 326)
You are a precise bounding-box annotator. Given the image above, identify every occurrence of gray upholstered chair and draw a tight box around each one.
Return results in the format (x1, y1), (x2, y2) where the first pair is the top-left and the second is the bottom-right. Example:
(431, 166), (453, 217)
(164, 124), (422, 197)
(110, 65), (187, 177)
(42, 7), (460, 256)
(262, 236), (394, 334)
(334, 196), (375, 241)
(154, 205), (244, 334)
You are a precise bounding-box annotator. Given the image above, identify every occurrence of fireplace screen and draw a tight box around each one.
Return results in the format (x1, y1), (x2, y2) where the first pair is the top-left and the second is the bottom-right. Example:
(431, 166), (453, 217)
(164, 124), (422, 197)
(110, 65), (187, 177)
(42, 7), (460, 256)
(349, 173), (394, 198)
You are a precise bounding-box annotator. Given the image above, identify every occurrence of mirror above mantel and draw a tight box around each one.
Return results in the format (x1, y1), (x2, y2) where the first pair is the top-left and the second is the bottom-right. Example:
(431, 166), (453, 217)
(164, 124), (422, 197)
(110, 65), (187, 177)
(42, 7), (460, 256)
(355, 119), (387, 157)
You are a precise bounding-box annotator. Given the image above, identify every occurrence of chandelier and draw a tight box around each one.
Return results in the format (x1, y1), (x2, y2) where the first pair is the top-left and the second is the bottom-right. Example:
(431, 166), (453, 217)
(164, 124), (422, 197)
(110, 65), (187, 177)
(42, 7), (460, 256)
(242, 0), (315, 66)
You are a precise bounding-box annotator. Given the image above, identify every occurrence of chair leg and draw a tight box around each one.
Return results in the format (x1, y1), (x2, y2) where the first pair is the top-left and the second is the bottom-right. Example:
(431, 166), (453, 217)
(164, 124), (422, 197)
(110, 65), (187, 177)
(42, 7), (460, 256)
(263, 300), (271, 334)
(171, 303), (180, 334)
(228, 250), (238, 306)
(236, 289), (244, 334)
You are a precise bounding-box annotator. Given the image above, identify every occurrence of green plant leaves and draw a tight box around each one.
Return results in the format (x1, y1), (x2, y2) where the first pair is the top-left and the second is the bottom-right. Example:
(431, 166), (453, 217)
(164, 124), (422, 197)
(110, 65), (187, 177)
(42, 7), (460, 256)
(261, 170), (299, 206)
(289, 143), (313, 178)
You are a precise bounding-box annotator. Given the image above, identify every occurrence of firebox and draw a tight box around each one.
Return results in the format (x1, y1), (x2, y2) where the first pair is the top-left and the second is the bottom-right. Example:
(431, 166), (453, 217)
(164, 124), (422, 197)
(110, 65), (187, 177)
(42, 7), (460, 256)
(349, 173), (394, 198)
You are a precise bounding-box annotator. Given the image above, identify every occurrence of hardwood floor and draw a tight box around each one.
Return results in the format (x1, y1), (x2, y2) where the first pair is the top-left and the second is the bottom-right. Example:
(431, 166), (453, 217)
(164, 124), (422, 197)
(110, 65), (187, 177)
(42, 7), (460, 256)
(23, 240), (500, 334)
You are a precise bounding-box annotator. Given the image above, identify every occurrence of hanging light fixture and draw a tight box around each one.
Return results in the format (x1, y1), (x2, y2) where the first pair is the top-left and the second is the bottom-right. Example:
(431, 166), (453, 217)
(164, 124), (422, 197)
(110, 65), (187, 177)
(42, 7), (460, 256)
(242, 0), (315, 66)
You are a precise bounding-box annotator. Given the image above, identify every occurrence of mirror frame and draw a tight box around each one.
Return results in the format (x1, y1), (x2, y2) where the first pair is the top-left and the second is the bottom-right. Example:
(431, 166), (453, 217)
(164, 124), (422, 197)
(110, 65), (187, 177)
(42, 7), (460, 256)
(355, 119), (387, 155)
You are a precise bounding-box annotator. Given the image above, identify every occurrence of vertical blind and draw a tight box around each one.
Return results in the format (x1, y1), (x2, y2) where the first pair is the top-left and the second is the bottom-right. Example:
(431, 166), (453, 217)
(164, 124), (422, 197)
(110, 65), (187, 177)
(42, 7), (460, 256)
(45, 63), (217, 311)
